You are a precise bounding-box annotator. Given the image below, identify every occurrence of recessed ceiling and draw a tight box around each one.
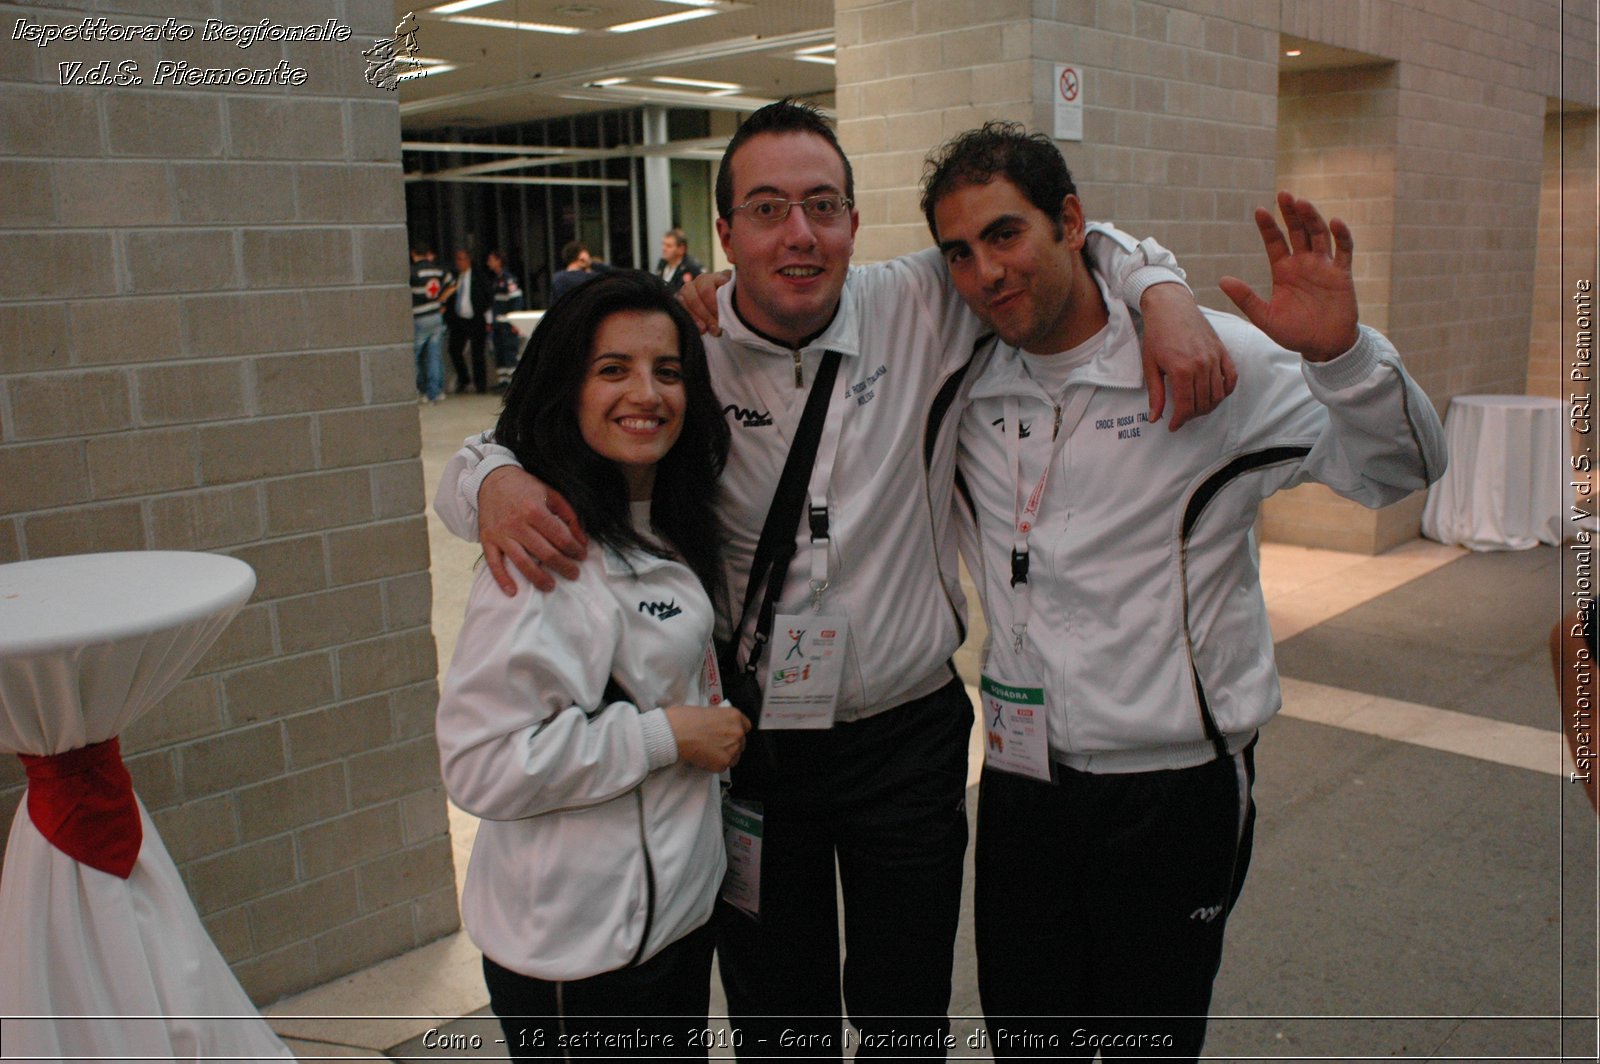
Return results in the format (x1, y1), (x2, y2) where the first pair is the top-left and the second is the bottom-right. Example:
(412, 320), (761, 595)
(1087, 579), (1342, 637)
(394, 0), (836, 131)
(1278, 35), (1393, 73)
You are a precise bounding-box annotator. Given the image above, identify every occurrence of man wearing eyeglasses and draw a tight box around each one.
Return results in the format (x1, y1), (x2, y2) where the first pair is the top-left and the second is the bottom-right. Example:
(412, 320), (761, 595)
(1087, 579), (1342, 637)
(434, 100), (1231, 1058)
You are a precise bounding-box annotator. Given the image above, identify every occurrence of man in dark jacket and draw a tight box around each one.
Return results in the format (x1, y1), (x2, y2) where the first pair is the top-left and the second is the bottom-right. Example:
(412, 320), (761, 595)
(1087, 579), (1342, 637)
(444, 247), (492, 393)
(486, 248), (524, 391)
(549, 240), (611, 306)
(655, 228), (703, 292)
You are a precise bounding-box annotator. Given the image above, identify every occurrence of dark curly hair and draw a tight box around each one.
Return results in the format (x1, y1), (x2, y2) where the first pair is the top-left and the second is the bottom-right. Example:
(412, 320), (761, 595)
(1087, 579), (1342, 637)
(493, 270), (729, 605)
(920, 120), (1078, 242)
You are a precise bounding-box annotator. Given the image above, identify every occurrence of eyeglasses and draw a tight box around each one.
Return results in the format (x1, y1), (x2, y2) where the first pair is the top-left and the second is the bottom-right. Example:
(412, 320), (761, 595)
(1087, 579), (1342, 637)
(730, 194), (854, 226)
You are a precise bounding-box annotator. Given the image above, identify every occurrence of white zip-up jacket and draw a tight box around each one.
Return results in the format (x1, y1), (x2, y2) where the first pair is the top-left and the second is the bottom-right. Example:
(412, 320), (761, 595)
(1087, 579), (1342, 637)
(435, 228), (1183, 722)
(436, 545), (723, 981)
(958, 282), (1446, 773)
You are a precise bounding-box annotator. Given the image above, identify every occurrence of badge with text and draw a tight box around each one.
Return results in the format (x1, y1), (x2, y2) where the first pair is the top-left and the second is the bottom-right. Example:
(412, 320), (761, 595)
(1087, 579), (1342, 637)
(979, 674), (1051, 781)
(720, 798), (763, 918)
(760, 612), (850, 729)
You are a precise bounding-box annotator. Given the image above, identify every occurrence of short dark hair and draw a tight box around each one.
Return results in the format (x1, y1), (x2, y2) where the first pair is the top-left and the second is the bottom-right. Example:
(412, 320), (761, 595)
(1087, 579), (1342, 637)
(493, 271), (729, 604)
(920, 121), (1078, 242)
(664, 228), (688, 250)
(714, 99), (853, 221)
(410, 241), (433, 257)
(560, 240), (589, 266)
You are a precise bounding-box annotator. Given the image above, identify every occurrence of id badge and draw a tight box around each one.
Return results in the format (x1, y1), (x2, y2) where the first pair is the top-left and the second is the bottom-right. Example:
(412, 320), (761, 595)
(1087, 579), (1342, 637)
(760, 610), (849, 729)
(979, 673), (1052, 781)
(720, 797), (763, 918)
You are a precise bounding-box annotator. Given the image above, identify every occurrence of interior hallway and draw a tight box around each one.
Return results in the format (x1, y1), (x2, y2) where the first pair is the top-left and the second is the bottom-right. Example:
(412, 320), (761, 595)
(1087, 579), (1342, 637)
(263, 393), (1596, 1062)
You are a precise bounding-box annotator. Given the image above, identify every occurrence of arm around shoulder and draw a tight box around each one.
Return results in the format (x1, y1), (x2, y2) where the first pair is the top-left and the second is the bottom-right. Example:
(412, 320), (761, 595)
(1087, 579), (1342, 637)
(434, 431), (521, 542)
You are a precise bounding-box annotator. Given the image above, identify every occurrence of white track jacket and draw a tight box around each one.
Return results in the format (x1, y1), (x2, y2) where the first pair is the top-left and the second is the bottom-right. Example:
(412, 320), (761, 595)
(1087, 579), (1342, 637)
(436, 546), (723, 980)
(958, 284), (1447, 774)
(435, 228), (1182, 722)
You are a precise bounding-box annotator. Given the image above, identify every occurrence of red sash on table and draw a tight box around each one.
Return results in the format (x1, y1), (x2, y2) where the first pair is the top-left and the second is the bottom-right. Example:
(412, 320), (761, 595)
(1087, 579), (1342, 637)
(17, 737), (142, 879)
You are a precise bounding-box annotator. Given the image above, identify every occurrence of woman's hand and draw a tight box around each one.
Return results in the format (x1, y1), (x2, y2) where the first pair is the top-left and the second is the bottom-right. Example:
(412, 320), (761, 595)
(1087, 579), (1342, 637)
(664, 704), (752, 772)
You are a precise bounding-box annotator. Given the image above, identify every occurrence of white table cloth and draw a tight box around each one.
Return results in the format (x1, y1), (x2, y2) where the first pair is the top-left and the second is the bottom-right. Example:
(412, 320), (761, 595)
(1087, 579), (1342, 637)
(0, 551), (291, 1061)
(1421, 394), (1567, 551)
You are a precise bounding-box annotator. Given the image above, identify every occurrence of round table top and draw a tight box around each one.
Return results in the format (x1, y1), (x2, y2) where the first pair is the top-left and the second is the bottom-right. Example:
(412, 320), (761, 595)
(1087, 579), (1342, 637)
(1452, 394), (1563, 411)
(0, 551), (256, 659)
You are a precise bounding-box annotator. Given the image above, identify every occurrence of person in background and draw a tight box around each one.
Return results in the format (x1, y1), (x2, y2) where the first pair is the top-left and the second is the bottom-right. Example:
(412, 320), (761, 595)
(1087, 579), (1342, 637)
(550, 240), (612, 306)
(486, 249), (524, 392)
(435, 270), (751, 1061)
(408, 242), (448, 405)
(656, 228), (703, 292)
(446, 247), (493, 393)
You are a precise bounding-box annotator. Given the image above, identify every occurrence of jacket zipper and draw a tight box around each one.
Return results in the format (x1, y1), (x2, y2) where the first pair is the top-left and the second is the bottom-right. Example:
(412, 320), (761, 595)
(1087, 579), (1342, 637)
(920, 340), (985, 646)
(792, 348), (804, 387)
(626, 786), (658, 967)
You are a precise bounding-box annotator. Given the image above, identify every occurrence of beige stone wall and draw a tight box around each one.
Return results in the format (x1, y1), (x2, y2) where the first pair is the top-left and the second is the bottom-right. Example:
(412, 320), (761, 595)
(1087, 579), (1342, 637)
(0, 0), (457, 1002)
(1263, 63), (1408, 553)
(835, 0), (1598, 553)
(1528, 109), (1599, 404)
(835, 0), (1036, 261)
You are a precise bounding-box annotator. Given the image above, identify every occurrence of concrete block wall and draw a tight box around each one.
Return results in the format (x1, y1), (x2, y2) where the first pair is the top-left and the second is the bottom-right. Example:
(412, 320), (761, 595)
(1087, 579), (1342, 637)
(1527, 110), (1598, 403)
(1263, 63), (1408, 553)
(835, 0), (1036, 262)
(0, 0), (458, 1003)
(835, 0), (1597, 553)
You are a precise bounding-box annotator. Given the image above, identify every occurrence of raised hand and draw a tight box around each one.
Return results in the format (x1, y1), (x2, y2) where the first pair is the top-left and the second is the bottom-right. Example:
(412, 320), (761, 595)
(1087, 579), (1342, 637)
(1219, 191), (1360, 363)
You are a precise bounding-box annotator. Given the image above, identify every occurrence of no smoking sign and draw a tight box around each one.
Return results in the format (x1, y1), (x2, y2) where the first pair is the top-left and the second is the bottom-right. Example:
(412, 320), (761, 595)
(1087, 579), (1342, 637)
(1053, 62), (1083, 141)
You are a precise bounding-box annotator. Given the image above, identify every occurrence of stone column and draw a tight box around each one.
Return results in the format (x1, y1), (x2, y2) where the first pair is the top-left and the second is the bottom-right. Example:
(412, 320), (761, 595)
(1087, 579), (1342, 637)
(0, 0), (458, 1001)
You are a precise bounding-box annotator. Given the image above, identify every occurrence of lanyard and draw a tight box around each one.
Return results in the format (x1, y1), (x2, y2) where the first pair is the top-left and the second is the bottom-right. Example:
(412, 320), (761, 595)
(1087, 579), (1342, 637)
(1003, 382), (1095, 652)
(745, 352), (848, 613)
(804, 386), (846, 610)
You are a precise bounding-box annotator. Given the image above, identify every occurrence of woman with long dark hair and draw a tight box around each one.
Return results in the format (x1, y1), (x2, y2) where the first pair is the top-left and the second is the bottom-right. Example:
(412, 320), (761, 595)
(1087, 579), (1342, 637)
(436, 270), (748, 1059)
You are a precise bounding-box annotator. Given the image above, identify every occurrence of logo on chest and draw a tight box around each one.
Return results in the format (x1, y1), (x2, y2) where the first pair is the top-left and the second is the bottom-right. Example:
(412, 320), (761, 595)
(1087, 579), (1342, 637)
(639, 599), (683, 621)
(724, 403), (773, 428)
(845, 363), (888, 407)
(990, 416), (1032, 439)
(1092, 411), (1149, 440)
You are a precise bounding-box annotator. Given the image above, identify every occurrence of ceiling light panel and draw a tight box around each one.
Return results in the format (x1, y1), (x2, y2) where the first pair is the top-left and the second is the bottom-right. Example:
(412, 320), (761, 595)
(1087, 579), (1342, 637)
(650, 75), (742, 92)
(446, 14), (583, 34)
(606, 9), (717, 33)
(428, 0), (501, 14)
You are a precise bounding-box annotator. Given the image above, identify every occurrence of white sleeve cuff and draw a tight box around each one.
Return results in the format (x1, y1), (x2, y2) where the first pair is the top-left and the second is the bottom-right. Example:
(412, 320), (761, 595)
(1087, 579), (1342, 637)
(638, 707), (679, 770)
(1126, 265), (1191, 307)
(1303, 324), (1384, 392)
(462, 446), (521, 508)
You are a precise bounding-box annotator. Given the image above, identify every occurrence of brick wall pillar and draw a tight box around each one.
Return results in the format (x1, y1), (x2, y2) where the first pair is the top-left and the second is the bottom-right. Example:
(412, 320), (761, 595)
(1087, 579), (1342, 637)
(0, 0), (458, 1002)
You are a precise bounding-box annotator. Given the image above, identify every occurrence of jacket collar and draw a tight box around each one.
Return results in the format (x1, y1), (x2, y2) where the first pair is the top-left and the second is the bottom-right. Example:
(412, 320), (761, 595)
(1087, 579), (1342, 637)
(968, 272), (1145, 401)
(715, 271), (863, 360)
(600, 542), (684, 579)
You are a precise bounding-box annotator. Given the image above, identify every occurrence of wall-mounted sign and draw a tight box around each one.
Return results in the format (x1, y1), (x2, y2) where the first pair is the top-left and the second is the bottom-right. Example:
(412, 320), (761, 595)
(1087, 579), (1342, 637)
(1054, 63), (1083, 142)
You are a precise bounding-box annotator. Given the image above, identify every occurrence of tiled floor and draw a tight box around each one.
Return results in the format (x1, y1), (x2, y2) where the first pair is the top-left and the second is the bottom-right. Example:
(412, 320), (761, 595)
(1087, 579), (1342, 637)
(264, 394), (1597, 1061)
